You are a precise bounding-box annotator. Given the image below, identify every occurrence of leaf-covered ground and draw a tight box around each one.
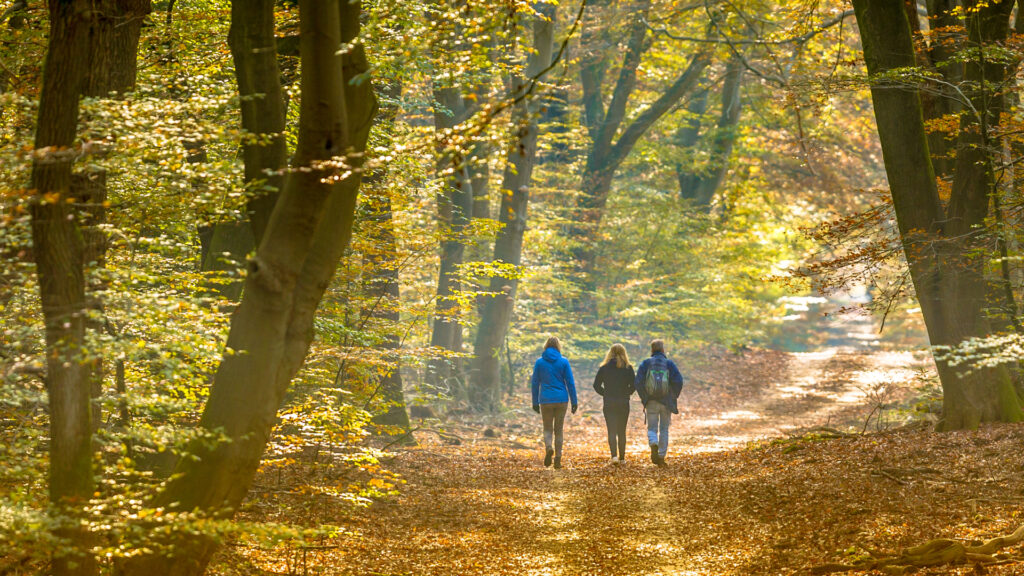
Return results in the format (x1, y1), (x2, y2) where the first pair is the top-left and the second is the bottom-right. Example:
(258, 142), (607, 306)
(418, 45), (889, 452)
(220, 347), (1024, 575)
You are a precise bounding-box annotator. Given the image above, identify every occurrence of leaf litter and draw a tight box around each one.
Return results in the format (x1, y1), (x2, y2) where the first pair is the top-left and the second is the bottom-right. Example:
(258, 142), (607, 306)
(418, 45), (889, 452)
(215, 347), (1024, 575)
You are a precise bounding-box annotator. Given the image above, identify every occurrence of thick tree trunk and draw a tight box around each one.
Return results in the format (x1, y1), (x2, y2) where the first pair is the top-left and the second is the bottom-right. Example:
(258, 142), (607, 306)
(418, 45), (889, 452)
(119, 1), (377, 573)
(30, 2), (98, 574)
(853, 0), (1023, 431)
(470, 1), (557, 412)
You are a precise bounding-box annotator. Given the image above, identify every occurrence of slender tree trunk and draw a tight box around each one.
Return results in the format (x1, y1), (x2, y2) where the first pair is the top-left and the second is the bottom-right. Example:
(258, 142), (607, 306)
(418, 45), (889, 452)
(675, 85), (708, 199)
(198, 0), (292, 301)
(853, 0), (1023, 431)
(470, 1), (557, 411)
(228, 0), (287, 243)
(691, 57), (743, 208)
(428, 81), (475, 388)
(120, 1), (377, 573)
(30, 2), (98, 574)
(571, 48), (711, 311)
(676, 57), (743, 209)
(364, 82), (411, 434)
(75, 0), (150, 431)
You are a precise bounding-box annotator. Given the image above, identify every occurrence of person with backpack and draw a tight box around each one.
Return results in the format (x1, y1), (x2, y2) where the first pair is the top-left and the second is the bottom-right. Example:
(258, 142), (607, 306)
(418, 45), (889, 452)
(531, 336), (578, 469)
(634, 339), (684, 466)
(593, 344), (635, 464)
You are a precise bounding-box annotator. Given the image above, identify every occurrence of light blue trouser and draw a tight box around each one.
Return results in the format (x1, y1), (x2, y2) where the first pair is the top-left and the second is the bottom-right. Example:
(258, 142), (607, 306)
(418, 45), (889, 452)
(646, 401), (671, 457)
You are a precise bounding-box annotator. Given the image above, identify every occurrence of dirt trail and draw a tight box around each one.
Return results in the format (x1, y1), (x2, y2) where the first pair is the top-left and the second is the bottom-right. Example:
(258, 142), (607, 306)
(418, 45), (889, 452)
(296, 336), (948, 576)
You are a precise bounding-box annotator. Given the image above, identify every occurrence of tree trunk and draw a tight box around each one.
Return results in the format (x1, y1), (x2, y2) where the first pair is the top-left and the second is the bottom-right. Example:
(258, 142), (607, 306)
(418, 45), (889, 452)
(30, 1), (98, 574)
(119, 1), (377, 573)
(228, 0), (288, 243)
(196, 0), (292, 302)
(364, 82), (411, 435)
(470, 1), (557, 412)
(853, 0), (1023, 431)
(690, 56), (743, 208)
(675, 85), (708, 199)
(428, 80), (475, 388)
(676, 56), (744, 209)
(571, 47), (711, 311)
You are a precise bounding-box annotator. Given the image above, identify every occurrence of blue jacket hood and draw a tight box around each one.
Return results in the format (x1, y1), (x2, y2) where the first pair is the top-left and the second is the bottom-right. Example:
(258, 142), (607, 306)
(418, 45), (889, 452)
(531, 347), (577, 406)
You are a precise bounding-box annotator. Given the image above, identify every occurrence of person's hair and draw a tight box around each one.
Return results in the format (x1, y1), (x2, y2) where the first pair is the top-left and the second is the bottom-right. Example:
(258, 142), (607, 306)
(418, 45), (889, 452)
(544, 336), (561, 352)
(650, 339), (666, 354)
(601, 344), (631, 369)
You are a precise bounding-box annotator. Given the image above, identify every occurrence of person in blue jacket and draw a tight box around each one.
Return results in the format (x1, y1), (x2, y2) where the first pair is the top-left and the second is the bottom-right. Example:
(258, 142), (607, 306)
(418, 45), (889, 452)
(634, 339), (684, 467)
(531, 336), (578, 469)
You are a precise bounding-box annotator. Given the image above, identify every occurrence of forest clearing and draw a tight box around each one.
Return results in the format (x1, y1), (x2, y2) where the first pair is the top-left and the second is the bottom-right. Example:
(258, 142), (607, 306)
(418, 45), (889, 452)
(8, 0), (1024, 574)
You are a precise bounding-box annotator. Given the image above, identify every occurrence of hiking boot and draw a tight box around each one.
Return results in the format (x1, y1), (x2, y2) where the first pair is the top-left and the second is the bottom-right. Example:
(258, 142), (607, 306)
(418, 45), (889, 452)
(553, 456), (562, 470)
(544, 448), (554, 467)
(656, 455), (667, 467)
(650, 444), (659, 464)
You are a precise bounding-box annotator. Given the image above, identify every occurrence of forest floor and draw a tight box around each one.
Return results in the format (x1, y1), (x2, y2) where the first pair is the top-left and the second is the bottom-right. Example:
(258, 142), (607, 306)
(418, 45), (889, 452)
(223, 320), (1024, 575)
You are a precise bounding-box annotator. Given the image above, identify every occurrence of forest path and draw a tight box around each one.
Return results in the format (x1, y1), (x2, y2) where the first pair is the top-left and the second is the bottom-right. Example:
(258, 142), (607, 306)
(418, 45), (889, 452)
(318, 342), (973, 576)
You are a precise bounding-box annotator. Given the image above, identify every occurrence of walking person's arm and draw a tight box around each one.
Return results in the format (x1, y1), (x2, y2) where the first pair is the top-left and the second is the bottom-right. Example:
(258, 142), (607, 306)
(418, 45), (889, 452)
(593, 365), (606, 396)
(565, 362), (578, 413)
(634, 360), (648, 405)
(531, 362), (541, 413)
(627, 365), (636, 396)
(669, 360), (684, 398)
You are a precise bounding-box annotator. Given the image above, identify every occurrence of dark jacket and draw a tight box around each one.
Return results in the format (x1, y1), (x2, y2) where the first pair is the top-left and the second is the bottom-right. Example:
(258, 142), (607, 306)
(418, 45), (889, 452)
(593, 363), (636, 404)
(531, 348), (578, 406)
(635, 352), (684, 414)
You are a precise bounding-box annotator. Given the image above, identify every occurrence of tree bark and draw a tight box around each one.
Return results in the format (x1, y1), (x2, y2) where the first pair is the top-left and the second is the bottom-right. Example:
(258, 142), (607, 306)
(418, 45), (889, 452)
(675, 85), (708, 199)
(119, 1), (377, 573)
(677, 56), (743, 209)
(470, 1), (557, 412)
(228, 0), (288, 244)
(572, 42), (711, 311)
(30, 1), (98, 574)
(364, 81), (411, 434)
(427, 35), (477, 388)
(853, 0), (1023, 431)
(197, 0), (292, 302)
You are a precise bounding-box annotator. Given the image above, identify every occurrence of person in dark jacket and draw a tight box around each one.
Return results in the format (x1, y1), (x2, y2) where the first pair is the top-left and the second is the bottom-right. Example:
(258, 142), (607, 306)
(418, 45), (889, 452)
(531, 336), (578, 469)
(593, 344), (635, 464)
(634, 339), (684, 466)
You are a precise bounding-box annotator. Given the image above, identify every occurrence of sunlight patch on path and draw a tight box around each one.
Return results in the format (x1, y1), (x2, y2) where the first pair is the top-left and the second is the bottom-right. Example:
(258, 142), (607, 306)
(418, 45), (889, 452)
(668, 346), (931, 454)
(521, 478), (582, 575)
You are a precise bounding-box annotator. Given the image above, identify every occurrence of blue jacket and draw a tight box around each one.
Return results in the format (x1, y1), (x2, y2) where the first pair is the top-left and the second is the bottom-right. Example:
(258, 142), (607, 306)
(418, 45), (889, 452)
(635, 352), (684, 414)
(531, 348), (578, 406)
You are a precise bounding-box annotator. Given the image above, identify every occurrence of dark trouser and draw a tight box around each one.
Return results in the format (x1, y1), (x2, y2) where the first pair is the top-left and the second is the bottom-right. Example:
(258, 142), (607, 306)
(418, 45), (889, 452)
(603, 401), (629, 458)
(541, 402), (568, 457)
